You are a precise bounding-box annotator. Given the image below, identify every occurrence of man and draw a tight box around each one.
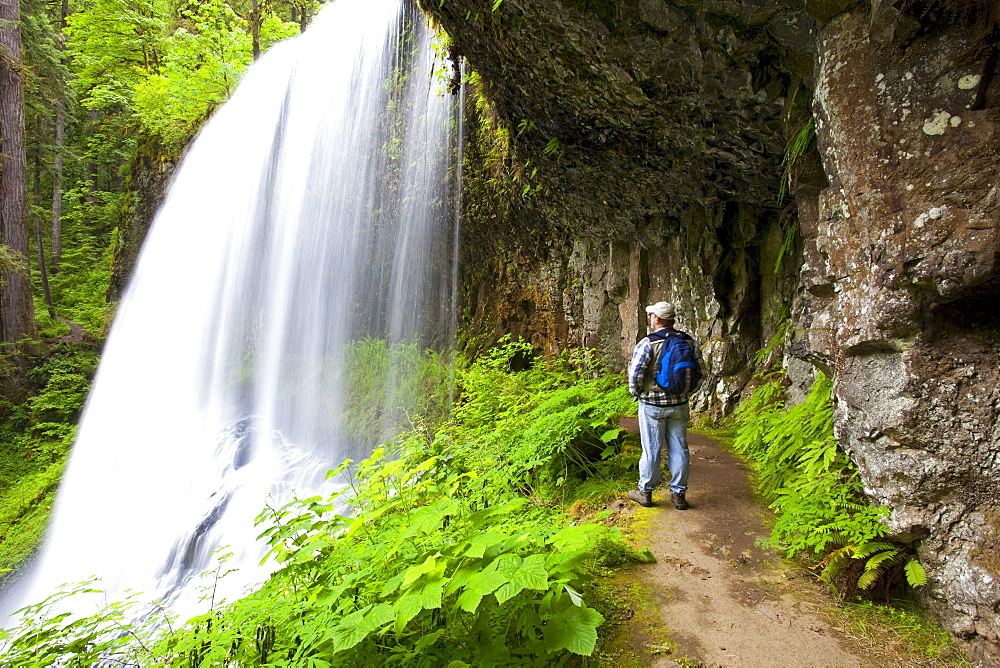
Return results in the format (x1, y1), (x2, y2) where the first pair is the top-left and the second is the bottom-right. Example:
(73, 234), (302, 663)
(626, 301), (704, 510)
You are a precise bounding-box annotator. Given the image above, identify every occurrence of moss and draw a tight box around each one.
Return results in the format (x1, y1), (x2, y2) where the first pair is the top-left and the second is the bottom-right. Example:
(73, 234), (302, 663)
(824, 599), (969, 664)
(591, 575), (687, 667)
(0, 461), (64, 586)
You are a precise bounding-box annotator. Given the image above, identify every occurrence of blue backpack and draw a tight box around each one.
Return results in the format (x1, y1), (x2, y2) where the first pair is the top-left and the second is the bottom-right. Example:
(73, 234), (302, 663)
(648, 329), (702, 396)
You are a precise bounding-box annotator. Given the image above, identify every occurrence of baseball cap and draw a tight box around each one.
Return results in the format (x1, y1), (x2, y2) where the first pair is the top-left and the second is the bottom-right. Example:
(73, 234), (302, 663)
(644, 301), (676, 320)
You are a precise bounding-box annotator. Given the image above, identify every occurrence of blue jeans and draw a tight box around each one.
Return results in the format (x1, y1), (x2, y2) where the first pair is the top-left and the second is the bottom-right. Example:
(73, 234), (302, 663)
(637, 401), (690, 494)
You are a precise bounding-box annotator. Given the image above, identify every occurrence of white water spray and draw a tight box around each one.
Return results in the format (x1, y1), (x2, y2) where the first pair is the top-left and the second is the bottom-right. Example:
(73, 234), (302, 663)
(4, 0), (460, 623)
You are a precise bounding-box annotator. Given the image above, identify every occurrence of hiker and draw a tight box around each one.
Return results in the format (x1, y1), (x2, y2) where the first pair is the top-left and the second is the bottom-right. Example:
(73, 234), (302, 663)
(626, 301), (704, 510)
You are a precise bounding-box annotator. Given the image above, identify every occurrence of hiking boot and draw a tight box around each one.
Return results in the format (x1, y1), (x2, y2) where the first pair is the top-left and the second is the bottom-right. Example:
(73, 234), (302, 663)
(671, 492), (689, 510)
(628, 489), (654, 507)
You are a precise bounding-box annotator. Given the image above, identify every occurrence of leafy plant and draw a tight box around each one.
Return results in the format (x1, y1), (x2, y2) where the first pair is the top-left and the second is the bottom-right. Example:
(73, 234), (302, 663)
(779, 115), (815, 201)
(821, 541), (927, 592)
(0, 246), (28, 287)
(0, 344), (98, 583)
(339, 338), (454, 444)
(0, 339), (641, 665)
(731, 371), (925, 597)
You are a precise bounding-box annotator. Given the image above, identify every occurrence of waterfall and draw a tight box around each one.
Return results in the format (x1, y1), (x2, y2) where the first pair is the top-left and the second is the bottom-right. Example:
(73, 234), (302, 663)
(3, 0), (460, 624)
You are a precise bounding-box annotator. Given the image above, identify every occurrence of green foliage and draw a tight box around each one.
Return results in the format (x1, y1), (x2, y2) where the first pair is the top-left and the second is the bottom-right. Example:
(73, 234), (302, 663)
(0, 340), (640, 665)
(732, 371), (928, 597)
(0, 345), (98, 582)
(828, 600), (964, 663)
(340, 338), (454, 443)
(778, 115), (815, 201)
(68, 0), (301, 151)
(449, 338), (635, 505)
(0, 461), (64, 579)
(37, 233), (115, 337)
(733, 372), (887, 554)
(0, 246), (28, 287)
(0, 346), (98, 469)
(133, 0), (298, 149)
(773, 218), (796, 277)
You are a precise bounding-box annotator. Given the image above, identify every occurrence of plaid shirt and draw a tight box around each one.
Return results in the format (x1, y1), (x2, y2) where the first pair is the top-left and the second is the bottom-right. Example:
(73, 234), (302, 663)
(627, 328), (705, 406)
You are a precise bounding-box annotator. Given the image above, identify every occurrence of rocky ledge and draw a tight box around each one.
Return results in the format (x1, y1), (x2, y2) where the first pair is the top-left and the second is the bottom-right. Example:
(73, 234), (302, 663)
(423, 0), (999, 660)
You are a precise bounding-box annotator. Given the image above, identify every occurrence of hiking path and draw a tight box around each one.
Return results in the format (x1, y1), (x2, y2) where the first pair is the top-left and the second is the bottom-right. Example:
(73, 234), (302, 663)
(608, 427), (882, 667)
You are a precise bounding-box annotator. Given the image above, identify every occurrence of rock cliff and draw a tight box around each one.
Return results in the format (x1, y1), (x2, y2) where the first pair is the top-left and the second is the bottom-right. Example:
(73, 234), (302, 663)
(424, 0), (999, 659)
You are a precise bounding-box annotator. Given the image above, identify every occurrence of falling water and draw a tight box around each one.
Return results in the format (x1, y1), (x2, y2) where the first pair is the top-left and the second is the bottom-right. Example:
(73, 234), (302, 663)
(4, 0), (460, 623)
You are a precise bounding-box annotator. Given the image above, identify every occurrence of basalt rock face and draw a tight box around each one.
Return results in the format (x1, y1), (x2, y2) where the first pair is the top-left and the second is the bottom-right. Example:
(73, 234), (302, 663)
(434, 0), (804, 412)
(801, 10), (999, 661)
(108, 132), (177, 303)
(425, 0), (999, 657)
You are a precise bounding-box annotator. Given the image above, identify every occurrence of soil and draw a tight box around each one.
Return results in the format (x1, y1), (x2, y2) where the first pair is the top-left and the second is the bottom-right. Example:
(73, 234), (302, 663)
(611, 427), (873, 667)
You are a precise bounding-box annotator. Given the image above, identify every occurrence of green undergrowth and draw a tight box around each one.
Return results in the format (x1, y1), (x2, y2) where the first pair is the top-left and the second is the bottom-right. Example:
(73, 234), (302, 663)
(731, 370), (925, 597)
(0, 345), (98, 583)
(0, 339), (645, 665)
(340, 338), (454, 443)
(827, 599), (967, 665)
(726, 369), (965, 661)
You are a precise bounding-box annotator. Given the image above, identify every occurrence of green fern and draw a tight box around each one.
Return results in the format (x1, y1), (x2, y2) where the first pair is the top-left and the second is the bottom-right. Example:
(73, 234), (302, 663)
(731, 371), (932, 599)
(904, 558), (928, 587)
(778, 115), (816, 201)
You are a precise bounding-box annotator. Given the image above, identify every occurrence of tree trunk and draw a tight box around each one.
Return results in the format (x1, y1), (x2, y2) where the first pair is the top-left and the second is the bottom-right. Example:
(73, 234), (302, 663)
(51, 0), (68, 271)
(0, 0), (36, 343)
(87, 107), (98, 190)
(251, 0), (260, 61)
(33, 120), (54, 318)
(51, 101), (63, 273)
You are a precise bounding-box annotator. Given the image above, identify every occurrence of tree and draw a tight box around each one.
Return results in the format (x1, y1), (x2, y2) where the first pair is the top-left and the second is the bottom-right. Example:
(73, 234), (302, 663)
(52, 0), (69, 273)
(0, 0), (36, 343)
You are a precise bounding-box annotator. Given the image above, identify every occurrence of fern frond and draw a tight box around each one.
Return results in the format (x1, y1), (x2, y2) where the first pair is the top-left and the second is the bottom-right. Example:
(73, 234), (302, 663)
(819, 544), (856, 582)
(904, 558), (927, 587)
(857, 549), (903, 590)
(853, 541), (896, 559)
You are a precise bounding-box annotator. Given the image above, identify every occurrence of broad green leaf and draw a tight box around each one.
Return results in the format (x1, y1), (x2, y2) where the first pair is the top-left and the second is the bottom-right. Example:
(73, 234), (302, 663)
(904, 558), (927, 587)
(549, 523), (603, 551)
(456, 562), (507, 613)
(393, 593), (423, 630)
(401, 554), (440, 588)
(599, 428), (622, 443)
(346, 501), (400, 536)
(462, 532), (511, 559)
(415, 629), (444, 652)
(380, 571), (406, 598)
(494, 553), (549, 604)
(545, 549), (592, 574)
(444, 563), (480, 596)
(404, 498), (461, 537)
(327, 604), (394, 652)
(543, 605), (604, 656)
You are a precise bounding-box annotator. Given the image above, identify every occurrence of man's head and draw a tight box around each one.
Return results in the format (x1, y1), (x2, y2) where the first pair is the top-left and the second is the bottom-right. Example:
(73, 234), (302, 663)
(645, 301), (676, 329)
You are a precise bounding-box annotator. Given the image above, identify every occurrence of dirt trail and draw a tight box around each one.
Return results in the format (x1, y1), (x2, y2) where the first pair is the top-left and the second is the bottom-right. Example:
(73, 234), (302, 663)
(621, 428), (869, 667)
